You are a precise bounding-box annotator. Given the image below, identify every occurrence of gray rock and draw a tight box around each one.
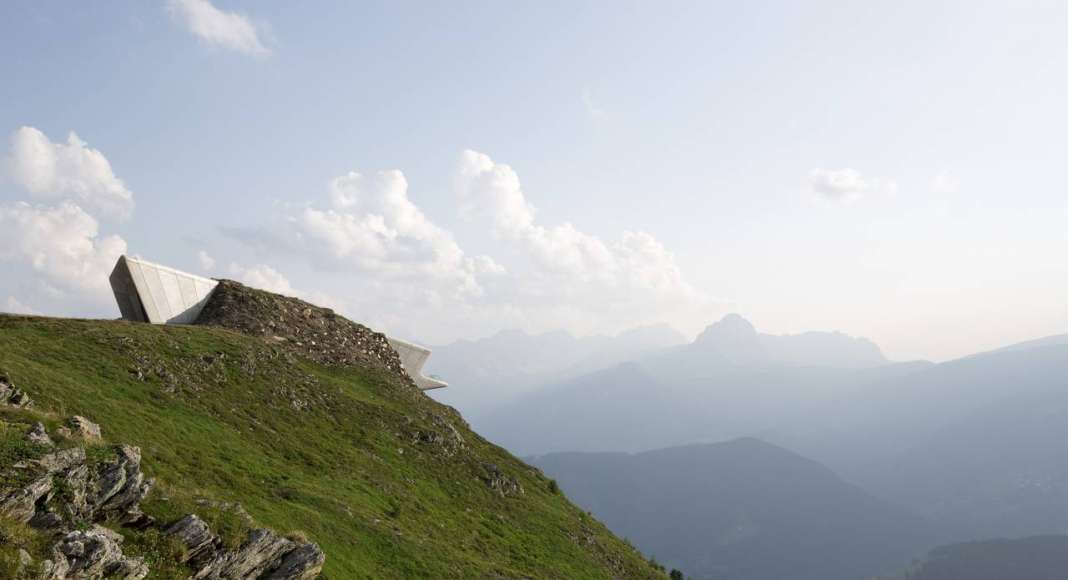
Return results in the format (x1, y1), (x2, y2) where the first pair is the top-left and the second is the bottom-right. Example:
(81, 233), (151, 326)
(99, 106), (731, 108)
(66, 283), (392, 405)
(93, 446), (153, 522)
(28, 509), (64, 530)
(26, 422), (54, 446)
(37, 447), (85, 474)
(262, 542), (326, 580)
(192, 528), (297, 579)
(50, 525), (148, 579)
(16, 548), (33, 575)
(0, 475), (53, 522)
(0, 375), (33, 408)
(166, 514), (221, 566)
(66, 415), (102, 442)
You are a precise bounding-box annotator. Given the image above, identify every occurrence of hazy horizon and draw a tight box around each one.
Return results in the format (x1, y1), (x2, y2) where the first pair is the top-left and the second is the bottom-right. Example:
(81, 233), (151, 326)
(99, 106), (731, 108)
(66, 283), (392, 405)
(3, 1), (1067, 362)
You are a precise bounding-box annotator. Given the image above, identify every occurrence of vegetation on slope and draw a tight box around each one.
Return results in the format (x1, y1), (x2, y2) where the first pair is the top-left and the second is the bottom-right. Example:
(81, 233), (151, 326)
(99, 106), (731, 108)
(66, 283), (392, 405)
(0, 312), (663, 579)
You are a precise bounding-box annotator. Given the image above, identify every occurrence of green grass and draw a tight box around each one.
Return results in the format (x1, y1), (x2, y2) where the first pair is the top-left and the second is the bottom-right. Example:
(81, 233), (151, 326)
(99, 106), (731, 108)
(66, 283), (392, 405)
(0, 314), (663, 579)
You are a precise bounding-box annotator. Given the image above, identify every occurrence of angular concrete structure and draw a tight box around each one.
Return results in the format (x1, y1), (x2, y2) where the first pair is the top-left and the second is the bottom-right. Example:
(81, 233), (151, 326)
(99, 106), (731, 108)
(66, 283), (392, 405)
(110, 255), (218, 324)
(388, 337), (448, 390)
(109, 255), (447, 390)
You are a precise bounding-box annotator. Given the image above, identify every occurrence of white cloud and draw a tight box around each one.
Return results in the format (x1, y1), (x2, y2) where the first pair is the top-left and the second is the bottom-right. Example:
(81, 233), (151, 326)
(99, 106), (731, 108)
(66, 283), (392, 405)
(3, 296), (40, 316)
(456, 149), (697, 291)
(808, 168), (896, 202)
(291, 169), (503, 297)
(581, 88), (607, 119)
(169, 0), (270, 56)
(0, 202), (127, 297)
(5, 127), (134, 219)
(930, 171), (960, 195)
(228, 263), (344, 312)
(197, 250), (216, 271)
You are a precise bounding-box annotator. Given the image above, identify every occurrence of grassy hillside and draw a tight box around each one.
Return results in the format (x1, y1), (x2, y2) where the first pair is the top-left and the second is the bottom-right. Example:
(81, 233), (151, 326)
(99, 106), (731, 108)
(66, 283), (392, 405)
(0, 313), (663, 579)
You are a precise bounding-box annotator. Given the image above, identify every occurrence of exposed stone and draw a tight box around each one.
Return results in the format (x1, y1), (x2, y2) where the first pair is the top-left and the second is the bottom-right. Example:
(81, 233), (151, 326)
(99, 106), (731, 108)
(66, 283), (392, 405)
(92, 446), (153, 523)
(166, 514), (222, 567)
(26, 421), (54, 446)
(67, 415), (102, 442)
(0, 375), (33, 408)
(262, 542), (327, 580)
(194, 280), (415, 388)
(16, 548), (33, 575)
(480, 462), (524, 497)
(37, 447), (86, 474)
(192, 528), (298, 579)
(49, 525), (148, 580)
(0, 475), (53, 522)
(29, 509), (65, 530)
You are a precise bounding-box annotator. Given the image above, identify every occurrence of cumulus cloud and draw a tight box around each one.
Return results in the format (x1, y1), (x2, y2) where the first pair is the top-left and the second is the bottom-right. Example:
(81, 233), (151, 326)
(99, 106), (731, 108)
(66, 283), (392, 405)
(197, 250), (216, 271)
(809, 168), (895, 202)
(169, 0), (270, 56)
(930, 171), (960, 194)
(289, 169), (503, 296)
(5, 127), (134, 219)
(3, 296), (40, 316)
(455, 149), (698, 296)
(0, 202), (127, 297)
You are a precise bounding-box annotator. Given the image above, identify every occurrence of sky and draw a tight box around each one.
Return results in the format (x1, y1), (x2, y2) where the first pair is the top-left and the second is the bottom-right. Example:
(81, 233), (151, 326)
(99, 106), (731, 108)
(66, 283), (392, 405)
(1, 0), (1066, 362)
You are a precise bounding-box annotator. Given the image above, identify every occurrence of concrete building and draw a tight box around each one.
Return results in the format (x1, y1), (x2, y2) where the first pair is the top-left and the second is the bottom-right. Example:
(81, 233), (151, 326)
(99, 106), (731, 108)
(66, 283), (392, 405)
(109, 255), (218, 324)
(108, 255), (446, 390)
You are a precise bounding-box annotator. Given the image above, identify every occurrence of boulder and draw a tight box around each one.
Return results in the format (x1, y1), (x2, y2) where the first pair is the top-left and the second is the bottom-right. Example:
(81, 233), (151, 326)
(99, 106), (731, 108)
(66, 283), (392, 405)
(66, 415), (102, 442)
(49, 525), (149, 579)
(0, 475), (53, 522)
(26, 422), (54, 446)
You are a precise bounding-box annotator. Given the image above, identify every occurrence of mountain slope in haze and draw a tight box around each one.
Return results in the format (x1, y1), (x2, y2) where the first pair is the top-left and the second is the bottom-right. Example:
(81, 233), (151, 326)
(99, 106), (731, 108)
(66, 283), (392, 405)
(479, 314), (907, 456)
(879, 535), (1068, 580)
(531, 438), (933, 580)
(0, 283), (665, 579)
(427, 324), (685, 419)
(803, 341), (1068, 542)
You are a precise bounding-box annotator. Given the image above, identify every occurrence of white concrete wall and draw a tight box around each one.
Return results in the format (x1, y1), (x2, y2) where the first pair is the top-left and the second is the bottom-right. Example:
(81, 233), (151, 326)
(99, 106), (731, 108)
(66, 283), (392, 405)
(388, 337), (448, 390)
(109, 255), (218, 325)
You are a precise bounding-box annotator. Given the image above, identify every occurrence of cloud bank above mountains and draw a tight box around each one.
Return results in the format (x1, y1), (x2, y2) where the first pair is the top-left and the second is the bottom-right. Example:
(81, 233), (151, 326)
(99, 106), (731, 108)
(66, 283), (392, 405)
(224, 149), (714, 342)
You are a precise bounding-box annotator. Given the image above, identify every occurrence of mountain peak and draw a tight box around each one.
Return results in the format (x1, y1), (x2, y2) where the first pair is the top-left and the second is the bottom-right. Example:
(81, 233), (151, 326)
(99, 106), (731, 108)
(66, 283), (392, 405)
(695, 313), (759, 344)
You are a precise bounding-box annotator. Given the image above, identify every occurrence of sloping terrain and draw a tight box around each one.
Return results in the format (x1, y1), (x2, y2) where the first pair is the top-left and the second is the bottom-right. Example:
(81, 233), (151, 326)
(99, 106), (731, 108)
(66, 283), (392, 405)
(879, 535), (1068, 580)
(0, 285), (664, 579)
(531, 438), (933, 580)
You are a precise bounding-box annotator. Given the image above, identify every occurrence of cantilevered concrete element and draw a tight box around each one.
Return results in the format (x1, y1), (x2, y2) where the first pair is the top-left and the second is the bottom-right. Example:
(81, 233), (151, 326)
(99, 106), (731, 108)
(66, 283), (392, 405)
(110, 255), (218, 324)
(388, 337), (448, 390)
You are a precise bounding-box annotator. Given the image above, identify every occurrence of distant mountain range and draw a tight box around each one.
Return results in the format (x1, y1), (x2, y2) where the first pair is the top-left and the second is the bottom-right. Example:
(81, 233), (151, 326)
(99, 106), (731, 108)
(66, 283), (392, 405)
(426, 323), (685, 417)
(475, 314), (911, 455)
(879, 535), (1068, 580)
(531, 438), (933, 580)
(471, 313), (1068, 561)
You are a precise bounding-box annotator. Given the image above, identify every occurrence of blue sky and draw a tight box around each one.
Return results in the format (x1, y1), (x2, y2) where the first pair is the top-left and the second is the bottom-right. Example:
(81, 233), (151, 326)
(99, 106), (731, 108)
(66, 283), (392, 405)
(1, 1), (1066, 360)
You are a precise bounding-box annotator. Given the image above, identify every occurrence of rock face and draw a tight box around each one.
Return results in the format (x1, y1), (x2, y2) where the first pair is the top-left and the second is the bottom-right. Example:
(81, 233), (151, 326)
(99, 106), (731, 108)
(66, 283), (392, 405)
(165, 515), (325, 580)
(194, 280), (414, 387)
(47, 525), (149, 580)
(0, 407), (325, 579)
(66, 416), (102, 443)
(0, 374), (33, 408)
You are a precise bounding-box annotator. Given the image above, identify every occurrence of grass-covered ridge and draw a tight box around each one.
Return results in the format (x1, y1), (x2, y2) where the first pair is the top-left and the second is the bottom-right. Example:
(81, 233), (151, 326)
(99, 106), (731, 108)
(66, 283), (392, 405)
(0, 313), (663, 579)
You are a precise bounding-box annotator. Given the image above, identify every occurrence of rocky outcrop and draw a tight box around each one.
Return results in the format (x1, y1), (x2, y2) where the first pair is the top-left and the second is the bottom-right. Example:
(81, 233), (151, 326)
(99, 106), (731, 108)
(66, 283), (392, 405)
(0, 406), (325, 579)
(45, 525), (149, 580)
(194, 280), (414, 388)
(65, 416), (102, 443)
(167, 515), (325, 580)
(480, 462), (524, 497)
(0, 375), (33, 408)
